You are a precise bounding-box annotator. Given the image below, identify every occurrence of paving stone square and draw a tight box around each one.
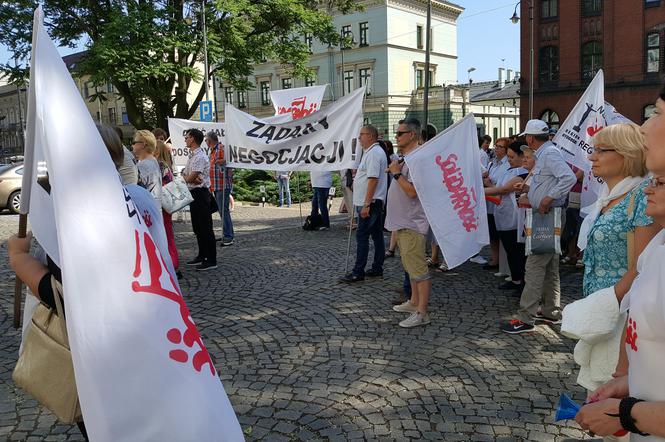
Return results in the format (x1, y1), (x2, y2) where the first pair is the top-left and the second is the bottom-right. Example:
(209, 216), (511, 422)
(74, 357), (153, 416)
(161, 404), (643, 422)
(0, 202), (593, 440)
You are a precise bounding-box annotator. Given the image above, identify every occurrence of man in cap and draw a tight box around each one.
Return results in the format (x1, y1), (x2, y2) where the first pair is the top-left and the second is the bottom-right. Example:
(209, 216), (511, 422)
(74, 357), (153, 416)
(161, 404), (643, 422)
(501, 119), (576, 334)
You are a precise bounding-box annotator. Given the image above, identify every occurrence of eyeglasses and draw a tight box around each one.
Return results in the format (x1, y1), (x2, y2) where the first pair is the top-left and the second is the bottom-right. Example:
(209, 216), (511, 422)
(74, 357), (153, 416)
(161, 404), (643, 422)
(647, 177), (665, 188)
(395, 131), (412, 137)
(494, 144), (507, 149)
(592, 147), (616, 154)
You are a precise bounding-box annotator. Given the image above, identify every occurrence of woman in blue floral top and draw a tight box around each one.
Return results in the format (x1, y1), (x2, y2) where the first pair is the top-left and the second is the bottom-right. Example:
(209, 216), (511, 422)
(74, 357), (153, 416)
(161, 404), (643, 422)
(580, 124), (660, 299)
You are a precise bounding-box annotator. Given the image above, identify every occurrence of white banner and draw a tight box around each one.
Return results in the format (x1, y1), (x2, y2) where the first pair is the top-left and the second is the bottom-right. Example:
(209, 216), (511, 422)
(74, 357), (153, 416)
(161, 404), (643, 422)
(552, 70), (634, 212)
(167, 118), (226, 171)
(405, 114), (489, 269)
(25, 9), (243, 441)
(224, 86), (365, 171)
(271, 85), (327, 120)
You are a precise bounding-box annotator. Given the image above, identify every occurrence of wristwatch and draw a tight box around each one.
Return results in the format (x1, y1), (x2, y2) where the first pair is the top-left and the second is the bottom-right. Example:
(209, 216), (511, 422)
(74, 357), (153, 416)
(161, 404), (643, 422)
(393, 173), (402, 181)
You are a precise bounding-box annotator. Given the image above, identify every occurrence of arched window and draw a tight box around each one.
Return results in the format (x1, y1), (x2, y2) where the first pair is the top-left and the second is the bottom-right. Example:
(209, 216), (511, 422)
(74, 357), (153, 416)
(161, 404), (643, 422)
(538, 46), (559, 85)
(582, 41), (603, 83)
(644, 104), (657, 121)
(540, 109), (560, 130)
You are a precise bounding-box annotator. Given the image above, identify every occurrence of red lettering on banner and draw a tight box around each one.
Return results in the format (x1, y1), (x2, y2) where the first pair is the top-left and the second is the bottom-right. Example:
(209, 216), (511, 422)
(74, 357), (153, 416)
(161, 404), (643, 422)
(277, 96), (319, 120)
(131, 230), (215, 375)
(436, 154), (478, 232)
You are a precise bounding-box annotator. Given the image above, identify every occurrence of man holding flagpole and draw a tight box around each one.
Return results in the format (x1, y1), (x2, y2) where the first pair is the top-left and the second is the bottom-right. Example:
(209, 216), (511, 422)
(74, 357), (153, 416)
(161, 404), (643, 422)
(386, 118), (432, 328)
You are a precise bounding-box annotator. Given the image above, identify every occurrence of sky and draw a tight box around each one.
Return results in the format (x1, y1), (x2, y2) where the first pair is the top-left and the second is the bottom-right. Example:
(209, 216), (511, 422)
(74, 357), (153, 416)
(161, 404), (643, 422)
(1, 0), (521, 84)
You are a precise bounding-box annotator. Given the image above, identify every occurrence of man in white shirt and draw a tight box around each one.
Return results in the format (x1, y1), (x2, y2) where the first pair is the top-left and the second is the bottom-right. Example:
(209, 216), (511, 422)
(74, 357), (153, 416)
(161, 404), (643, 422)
(340, 125), (388, 283)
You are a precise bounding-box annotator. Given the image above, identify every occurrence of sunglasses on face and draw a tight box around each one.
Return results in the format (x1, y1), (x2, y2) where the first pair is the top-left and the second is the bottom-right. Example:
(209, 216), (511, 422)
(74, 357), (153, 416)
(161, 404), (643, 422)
(395, 131), (412, 137)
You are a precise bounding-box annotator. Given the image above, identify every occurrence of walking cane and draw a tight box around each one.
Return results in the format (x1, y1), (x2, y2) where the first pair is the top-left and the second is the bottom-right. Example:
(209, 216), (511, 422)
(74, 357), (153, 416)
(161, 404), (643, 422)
(13, 214), (28, 328)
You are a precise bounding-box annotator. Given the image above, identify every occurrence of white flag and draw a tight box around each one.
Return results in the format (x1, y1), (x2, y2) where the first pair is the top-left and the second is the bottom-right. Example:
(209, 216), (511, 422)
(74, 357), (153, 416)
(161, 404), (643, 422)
(225, 86), (365, 171)
(25, 8), (243, 441)
(405, 114), (489, 269)
(270, 85), (327, 120)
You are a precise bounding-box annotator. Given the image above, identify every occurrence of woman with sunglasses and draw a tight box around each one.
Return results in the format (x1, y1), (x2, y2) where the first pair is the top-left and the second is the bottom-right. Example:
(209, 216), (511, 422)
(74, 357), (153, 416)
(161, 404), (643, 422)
(132, 130), (162, 209)
(575, 92), (665, 440)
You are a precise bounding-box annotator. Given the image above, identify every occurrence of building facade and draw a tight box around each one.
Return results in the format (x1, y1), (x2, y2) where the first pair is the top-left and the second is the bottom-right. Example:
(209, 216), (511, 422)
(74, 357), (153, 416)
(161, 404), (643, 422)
(469, 67), (521, 140)
(519, 0), (665, 128)
(0, 83), (27, 159)
(215, 0), (465, 140)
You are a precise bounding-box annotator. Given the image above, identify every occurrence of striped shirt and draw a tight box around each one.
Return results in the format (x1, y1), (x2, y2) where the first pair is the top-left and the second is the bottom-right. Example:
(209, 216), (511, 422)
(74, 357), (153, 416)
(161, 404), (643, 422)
(208, 143), (233, 192)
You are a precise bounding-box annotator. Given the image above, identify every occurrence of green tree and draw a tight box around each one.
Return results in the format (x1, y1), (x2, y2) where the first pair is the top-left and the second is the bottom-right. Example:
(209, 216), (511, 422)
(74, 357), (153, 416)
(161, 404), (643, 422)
(0, 0), (359, 129)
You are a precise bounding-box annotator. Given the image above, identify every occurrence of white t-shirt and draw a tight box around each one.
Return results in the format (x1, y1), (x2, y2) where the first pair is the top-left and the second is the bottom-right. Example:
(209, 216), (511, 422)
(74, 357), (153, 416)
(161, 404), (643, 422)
(479, 148), (489, 169)
(353, 143), (388, 207)
(310, 170), (333, 188)
(494, 167), (527, 231)
(620, 230), (665, 442)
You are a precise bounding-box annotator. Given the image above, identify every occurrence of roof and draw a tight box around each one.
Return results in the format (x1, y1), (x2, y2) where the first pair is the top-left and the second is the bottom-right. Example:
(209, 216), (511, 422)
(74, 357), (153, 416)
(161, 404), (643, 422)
(61, 50), (88, 71)
(470, 80), (520, 102)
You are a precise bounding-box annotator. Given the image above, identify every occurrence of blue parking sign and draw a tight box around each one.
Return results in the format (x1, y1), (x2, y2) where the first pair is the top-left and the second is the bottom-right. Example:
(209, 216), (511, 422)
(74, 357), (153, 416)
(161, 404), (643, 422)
(199, 100), (213, 122)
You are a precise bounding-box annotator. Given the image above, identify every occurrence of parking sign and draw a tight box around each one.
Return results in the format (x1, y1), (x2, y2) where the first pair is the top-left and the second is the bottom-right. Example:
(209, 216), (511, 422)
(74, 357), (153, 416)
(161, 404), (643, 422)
(199, 100), (213, 122)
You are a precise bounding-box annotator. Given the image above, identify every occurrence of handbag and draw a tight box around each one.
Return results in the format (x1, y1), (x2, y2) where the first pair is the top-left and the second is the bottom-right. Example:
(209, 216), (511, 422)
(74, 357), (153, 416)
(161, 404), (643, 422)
(12, 277), (82, 424)
(161, 178), (194, 214)
(525, 206), (562, 255)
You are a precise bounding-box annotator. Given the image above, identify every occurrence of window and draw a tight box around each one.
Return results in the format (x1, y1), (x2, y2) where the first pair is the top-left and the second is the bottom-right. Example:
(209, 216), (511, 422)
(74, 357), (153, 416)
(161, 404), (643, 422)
(281, 78), (292, 89)
(237, 91), (246, 108)
(260, 81), (271, 106)
(341, 25), (352, 49)
(359, 22), (368, 46)
(416, 69), (424, 88)
(95, 111), (101, 122)
(121, 107), (129, 125)
(416, 25), (424, 49)
(581, 41), (603, 83)
(428, 69), (435, 87)
(582, 0), (602, 16)
(644, 104), (657, 121)
(108, 107), (117, 125)
(304, 33), (313, 52)
(343, 70), (354, 95)
(106, 81), (114, 93)
(359, 68), (371, 95)
(538, 46), (559, 85)
(647, 32), (660, 73)
(541, 0), (558, 18)
(305, 74), (317, 87)
(645, 0), (660, 8)
(83, 82), (90, 98)
(540, 109), (560, 130)
(224, 86), (233, 105)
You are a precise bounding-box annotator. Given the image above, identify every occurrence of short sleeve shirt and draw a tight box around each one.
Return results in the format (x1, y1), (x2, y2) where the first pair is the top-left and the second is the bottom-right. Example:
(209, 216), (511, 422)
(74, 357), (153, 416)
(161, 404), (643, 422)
(137, 157), (162, 207)
(384, 163), (429, 235)
(310, 171), (333, 188)
(353, 143), (388, 206)
(582, 180), (653, 297)
(183, 147), (210, 189)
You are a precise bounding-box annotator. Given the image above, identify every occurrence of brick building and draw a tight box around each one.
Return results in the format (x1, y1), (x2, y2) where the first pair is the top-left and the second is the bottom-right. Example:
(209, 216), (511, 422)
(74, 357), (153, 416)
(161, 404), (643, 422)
(518, 0), (665, 128)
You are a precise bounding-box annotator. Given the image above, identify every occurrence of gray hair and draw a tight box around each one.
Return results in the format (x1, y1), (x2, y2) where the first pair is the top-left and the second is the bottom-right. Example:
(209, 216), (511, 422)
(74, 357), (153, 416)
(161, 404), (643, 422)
(205, 131), (219, 143)
(363, 125), (379, 139)
(399, 117), (421, 138)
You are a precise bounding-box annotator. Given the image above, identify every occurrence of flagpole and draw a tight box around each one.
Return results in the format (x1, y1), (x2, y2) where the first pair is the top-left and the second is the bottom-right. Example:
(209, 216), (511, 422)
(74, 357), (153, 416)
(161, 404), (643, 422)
(12, 215), (27, 328)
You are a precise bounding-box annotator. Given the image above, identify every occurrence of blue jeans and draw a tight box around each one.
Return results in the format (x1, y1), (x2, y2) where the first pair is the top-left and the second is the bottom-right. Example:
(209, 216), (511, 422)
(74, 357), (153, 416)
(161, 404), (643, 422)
(311, 187), (330, 227)
(352, 200), (385, 276)
(214, 189), (234, 241)
(277, 177), (291, 207)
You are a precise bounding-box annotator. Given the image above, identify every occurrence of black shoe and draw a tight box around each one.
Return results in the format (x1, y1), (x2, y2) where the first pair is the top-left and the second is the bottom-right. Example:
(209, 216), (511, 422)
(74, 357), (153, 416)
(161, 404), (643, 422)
(186, 257), (203, 266)
(176, 271), (183, 279)
(339, 273), (364, 283)
(498, 281), (522, 290)
(220, 239), (234, 247)
(392, 296), (409, 305)
(215, 238), (222, 242)
(500, 320), (535, 334)
(195, 261), (218, 271)
(365, 269), (383, 278)
(532, 312), (562, 325)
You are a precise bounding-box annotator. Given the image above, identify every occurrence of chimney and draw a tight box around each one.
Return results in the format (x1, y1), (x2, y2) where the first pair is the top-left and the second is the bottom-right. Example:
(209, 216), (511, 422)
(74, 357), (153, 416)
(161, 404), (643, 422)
(514, 71), (521, 82)
(506, 69), (513, 84)
(498, 68), (505, 87)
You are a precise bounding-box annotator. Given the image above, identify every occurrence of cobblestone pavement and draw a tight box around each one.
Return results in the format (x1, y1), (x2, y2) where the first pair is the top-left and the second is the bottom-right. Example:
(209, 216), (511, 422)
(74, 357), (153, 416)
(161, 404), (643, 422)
(0, 201), (594, 441)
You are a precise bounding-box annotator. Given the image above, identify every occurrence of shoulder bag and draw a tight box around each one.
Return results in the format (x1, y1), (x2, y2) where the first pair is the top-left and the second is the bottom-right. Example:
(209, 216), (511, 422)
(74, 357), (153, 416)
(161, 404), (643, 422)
(161, 178), (194, 214)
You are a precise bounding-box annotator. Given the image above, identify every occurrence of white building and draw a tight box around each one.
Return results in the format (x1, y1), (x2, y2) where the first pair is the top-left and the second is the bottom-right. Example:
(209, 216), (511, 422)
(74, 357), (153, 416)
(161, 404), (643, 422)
(0, 82), (27, 158)
(215, 0), (464, 140)
(468, 68), (521, 140)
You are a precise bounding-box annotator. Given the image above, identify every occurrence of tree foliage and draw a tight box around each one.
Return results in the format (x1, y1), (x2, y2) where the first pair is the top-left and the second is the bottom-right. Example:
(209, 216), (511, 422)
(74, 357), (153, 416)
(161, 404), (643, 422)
(0, 0), (360, 129)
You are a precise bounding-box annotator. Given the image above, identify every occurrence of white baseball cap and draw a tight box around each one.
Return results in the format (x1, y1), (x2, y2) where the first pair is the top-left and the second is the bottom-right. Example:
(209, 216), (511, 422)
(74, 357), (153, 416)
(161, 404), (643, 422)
(518, 119), (550, 137)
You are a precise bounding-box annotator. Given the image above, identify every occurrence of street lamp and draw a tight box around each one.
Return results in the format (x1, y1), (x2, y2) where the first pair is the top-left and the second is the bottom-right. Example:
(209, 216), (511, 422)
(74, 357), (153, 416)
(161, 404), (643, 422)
(510, 1), (534, 120)
(466, 66), (476, 85)
(339, 29), (355, 97)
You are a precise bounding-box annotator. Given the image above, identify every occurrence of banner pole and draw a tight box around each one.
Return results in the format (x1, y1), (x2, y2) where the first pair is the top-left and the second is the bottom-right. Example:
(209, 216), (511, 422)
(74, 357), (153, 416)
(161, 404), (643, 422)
(13, 214), (28, 328)
(344, 208), (354, 275)
(296, 172), (302, 224)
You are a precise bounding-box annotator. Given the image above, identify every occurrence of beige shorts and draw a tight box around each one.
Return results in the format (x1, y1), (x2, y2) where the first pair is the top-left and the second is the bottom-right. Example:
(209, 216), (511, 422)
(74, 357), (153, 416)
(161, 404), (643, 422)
(396, 229), (430, 281)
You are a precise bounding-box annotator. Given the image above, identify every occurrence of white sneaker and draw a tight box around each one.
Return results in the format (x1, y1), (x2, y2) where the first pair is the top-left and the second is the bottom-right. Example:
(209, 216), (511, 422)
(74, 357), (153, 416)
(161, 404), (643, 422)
(399, 312), (431, 328)
(392, 300), (418, 313)
(504, 275), (512, 281)
(469, 256), (487, 264)
(494, 272), (508, 277)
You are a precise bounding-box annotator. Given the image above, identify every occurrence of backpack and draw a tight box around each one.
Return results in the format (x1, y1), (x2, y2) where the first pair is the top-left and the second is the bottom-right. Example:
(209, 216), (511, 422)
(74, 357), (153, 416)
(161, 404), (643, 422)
(302, 214), (323, 231)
